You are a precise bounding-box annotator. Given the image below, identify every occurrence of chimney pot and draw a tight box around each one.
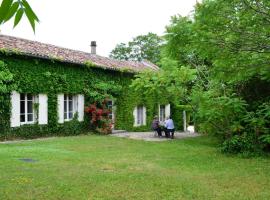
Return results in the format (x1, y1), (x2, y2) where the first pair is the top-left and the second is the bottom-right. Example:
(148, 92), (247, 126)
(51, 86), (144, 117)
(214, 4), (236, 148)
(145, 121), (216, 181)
(91, 41), (97, 54)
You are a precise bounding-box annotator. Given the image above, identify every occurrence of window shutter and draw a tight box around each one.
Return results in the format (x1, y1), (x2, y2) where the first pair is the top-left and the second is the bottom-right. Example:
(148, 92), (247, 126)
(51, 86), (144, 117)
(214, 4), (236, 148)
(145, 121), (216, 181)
(57, 94), (64, 123)
(73, 95), (78, 114)
(143, 106), (147, 125)
(38, 94), (48, 125)
(165, 104), (170, 118)
(77, 94), (84, 122)
(158, 104), (161, 121)
(133, 106), (137, 127)
(10, 91), (20, 127)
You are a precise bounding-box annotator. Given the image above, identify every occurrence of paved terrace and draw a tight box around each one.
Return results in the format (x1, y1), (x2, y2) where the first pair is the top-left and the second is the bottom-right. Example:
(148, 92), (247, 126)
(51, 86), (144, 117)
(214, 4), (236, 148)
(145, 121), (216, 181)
(111, 131), (199, 142)
(0, 131), (199, 144)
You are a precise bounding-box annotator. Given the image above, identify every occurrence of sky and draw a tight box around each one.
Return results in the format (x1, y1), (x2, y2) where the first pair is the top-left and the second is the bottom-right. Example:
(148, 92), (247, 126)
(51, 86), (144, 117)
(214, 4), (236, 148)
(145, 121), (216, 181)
(1, 0), (198, 57)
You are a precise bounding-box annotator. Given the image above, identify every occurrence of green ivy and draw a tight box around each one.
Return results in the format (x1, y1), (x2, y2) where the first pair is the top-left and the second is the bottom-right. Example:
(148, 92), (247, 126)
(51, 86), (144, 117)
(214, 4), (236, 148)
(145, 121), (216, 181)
(0, 54), (177, 140)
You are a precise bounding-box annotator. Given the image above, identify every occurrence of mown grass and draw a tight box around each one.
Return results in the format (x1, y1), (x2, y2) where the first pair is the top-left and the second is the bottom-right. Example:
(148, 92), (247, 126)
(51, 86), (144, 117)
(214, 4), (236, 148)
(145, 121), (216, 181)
(0, 134), (269, 200)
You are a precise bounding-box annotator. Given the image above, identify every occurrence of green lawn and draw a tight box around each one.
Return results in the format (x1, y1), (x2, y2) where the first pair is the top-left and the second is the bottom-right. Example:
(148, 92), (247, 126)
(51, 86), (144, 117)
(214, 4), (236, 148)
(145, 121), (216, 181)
(0, 134), (269, 200)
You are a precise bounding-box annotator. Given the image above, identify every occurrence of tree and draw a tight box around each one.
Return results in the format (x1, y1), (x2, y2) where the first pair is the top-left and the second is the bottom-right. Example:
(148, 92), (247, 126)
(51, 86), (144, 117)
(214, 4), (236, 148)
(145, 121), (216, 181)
(110, 32), (163, 65)
(131, 0), (270, 154)
(193, 0), (270, 82)
(131, 65), (196, 106)
(0, 0), (39, 32)
(109, 43), (131, 61)
(163, 16), (196, 66)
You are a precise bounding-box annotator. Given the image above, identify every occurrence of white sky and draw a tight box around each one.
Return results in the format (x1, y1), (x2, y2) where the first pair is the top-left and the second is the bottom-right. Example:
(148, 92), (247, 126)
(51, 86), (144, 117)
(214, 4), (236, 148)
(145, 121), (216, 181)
(1, 0), (197, 57)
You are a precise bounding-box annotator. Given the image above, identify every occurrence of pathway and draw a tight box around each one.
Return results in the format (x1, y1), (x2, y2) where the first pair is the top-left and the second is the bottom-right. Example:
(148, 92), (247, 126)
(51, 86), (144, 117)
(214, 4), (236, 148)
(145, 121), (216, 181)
(111, 131), (199, 142)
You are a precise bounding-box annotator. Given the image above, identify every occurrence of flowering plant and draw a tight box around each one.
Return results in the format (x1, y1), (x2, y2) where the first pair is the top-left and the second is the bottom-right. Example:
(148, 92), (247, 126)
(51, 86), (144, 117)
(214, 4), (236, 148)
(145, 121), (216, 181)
(85, 99), (112, 134)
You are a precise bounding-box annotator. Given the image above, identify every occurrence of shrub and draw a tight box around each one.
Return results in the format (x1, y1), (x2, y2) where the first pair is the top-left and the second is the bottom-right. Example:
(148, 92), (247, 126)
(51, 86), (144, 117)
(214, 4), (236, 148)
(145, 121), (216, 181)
(85, 99), (112, 134)
(221, 134), (259, 155)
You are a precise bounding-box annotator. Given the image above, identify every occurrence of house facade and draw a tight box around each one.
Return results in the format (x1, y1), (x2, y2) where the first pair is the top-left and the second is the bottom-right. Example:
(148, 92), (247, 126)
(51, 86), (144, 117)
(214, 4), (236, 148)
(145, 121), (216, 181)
(0, 35), (182, 139)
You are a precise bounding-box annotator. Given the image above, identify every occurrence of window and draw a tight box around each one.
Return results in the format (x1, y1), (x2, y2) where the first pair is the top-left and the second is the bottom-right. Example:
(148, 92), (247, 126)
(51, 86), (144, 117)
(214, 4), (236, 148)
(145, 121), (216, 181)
(58, 94), (83, 124)
(10, 92), (48, 127)
(20, 94), (35, 124)
(133, 105), (146, 126)
(107, 100), (113, 120)
(159, 105), (166, 122)
(137, 106), (144, 125)
(64, 95), (74, 121)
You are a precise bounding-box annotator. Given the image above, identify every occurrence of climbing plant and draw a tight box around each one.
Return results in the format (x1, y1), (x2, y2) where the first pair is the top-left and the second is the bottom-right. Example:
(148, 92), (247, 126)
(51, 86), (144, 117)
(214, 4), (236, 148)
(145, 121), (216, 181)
(0, 53), (166, 139)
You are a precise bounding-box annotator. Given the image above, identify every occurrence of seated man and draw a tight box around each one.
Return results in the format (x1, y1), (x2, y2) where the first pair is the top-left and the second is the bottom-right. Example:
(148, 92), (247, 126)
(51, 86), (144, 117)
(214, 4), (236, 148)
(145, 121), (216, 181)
(151, 116), (162, 137)
(164, 116), (175, 139)
(161, 119), (169, 138)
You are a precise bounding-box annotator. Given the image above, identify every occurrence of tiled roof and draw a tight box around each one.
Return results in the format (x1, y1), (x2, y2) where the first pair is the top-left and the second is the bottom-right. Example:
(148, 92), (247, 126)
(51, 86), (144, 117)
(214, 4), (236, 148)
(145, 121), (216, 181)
(0, 34), (159, 72)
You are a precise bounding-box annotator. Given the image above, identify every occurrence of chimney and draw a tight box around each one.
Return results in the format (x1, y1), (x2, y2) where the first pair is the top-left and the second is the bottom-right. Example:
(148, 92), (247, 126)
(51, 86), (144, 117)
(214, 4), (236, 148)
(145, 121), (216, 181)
(91, 41), (97, 54)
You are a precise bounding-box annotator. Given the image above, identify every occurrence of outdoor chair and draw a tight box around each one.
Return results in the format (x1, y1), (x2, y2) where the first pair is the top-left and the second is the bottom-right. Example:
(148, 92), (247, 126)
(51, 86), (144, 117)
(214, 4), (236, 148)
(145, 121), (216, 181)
(153, 130), (158, 137)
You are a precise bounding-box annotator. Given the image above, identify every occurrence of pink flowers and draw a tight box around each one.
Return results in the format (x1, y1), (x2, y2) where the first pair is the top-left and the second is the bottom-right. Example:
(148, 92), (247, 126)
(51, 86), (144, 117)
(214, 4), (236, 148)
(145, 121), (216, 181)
(85, 101), (112, 134)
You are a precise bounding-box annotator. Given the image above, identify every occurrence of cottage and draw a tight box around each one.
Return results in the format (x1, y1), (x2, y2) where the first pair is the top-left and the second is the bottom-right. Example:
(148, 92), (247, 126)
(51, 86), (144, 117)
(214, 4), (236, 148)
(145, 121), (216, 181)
(0, 35), (179, 138)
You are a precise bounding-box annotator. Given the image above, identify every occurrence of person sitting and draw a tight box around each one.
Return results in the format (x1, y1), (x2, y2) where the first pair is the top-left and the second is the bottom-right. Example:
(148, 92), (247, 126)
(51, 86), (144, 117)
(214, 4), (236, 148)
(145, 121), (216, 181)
(151, 116), (162, 137)
(164, 116), (175, 139)
(163, 118), (169, 138)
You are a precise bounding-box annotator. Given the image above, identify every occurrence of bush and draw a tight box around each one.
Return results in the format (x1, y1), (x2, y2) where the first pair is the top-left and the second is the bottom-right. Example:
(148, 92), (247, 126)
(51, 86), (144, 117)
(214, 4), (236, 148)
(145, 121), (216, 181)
(85, 100), (112, 134)
(192, 87), (270, 155)
(221, 134), (259, 154)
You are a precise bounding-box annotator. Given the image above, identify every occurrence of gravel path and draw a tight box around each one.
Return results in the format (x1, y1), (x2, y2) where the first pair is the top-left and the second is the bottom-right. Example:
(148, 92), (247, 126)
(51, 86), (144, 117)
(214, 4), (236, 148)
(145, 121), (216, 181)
(111, 131), (200, 142)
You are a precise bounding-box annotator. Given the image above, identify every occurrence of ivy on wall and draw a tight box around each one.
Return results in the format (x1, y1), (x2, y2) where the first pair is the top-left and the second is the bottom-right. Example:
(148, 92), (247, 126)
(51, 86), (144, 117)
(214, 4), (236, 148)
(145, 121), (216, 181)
(0, 60), (16, 135)
(0, 54), (174, 139)
(0, 53), (182, 140)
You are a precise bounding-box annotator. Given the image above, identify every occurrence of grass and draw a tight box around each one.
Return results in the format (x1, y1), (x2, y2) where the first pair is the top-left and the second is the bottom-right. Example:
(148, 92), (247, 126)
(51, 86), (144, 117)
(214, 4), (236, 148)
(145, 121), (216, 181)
(0, 134), (270, 200)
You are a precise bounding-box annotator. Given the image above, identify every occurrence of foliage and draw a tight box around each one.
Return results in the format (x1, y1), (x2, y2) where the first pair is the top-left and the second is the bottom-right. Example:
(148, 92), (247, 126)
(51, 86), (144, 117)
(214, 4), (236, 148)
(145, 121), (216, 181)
(0, 60), (16, 93)
(84, 80), (122, 103)
(221, 134), (258, 156)
(84, 60), (97, 68)
(85, 100), (112, 134)
(0, 0), (39, 32)
(163, 16), (196, 66)
(110, 32), (163, 65)
(131, 65), (196, 106)
(191, 87), (248, 137)
(191, 0), (270, 154)
(0, 60), (16, 133)
(0, 54), (162, 139)
(109, 43), (132, 61)
(129, 0), (270, 154)
(192, 0), (269, 82)
(130, 58), (196, 130)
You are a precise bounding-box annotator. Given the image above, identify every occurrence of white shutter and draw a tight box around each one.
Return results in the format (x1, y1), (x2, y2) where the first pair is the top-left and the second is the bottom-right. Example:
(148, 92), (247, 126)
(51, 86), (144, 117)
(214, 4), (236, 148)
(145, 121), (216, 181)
(73, 95), (78, 114)
(57, 94), (64, 123)
(133, 106), (137, 127)
(158, 104), (161, 121)
(143, 106), (147, 125)
(10, 91), (20, 127)
(38, 94), (48, 125)
(165, 104), (171, 118)
(77, 94), (84, 122)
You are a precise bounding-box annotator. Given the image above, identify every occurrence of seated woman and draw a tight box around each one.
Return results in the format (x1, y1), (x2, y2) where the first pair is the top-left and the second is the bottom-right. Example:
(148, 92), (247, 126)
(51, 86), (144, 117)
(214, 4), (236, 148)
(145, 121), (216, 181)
(151, 116), (162, 137)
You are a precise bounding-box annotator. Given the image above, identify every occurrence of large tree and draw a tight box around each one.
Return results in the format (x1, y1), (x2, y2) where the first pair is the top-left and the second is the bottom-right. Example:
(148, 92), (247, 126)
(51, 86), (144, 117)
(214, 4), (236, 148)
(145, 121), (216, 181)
(131, 0), (270, 154)
(110, 32), (163, 65)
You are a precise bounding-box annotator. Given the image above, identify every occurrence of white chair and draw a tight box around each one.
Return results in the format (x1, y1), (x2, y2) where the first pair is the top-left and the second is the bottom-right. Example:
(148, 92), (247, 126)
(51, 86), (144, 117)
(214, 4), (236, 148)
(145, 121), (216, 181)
(187, 125), (195, 133)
